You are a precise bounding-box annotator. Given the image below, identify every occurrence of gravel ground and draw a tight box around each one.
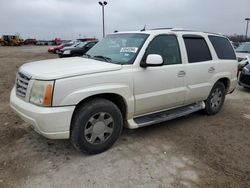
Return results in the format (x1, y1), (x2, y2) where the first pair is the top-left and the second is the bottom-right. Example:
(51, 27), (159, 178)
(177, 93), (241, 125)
(0, 46), (250, 188)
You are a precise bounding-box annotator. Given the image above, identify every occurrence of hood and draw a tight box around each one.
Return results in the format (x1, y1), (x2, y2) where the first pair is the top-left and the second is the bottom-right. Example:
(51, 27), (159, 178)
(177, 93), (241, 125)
(19, 57), (122, 80)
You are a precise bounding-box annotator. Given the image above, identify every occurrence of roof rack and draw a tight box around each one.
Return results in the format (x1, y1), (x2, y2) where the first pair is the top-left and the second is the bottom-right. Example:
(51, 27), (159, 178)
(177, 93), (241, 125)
(150, 27), (173, 30)
(171, 29), (198, 32)
(204, 31), (222, 36)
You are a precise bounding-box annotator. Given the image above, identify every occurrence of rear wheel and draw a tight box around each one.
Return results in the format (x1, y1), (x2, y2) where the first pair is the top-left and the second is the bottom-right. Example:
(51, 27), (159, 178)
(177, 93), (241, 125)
(204, 82), (226, 115)
(71, 98), (123, 154)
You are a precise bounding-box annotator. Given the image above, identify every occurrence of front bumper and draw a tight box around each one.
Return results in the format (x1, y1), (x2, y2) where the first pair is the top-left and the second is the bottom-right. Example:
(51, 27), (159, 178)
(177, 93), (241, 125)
(58, 52), (71, 58)
(10, 88), (75, 139)
(239, 72), (250, 88)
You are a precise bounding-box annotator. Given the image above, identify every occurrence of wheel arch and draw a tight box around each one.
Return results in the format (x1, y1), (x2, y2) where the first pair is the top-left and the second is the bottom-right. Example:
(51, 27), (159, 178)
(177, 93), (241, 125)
(216, 77), (230, 93)
(70, 93), (128, 132)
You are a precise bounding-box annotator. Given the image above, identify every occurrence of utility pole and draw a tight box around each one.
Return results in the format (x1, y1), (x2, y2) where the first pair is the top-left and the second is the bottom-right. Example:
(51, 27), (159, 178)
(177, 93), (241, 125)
(98, 1), (108, 38)
(245, 18), (250, 41)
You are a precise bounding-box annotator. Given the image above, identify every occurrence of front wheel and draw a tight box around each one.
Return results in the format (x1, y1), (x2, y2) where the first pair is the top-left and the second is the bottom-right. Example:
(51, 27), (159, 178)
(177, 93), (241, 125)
(204, 82), (226, 115)
(71, 98), (123, 154)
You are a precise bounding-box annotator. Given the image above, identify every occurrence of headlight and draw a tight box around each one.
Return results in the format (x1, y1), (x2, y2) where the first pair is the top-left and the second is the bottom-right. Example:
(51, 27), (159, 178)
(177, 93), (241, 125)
(29, 80), (54, 106)
(243, 67), (249, 73)
(63, 50), (71, 55)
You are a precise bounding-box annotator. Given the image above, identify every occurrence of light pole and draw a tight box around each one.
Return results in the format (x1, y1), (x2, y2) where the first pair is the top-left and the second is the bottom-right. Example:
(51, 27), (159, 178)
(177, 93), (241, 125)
(245, 18), (250, 41)
(98, 1), (108, 38)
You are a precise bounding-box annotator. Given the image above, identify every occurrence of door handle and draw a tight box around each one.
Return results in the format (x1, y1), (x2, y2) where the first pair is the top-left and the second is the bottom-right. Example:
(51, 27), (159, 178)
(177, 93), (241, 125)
(178, 71), (186, 77)
(208, 67), (215, 73)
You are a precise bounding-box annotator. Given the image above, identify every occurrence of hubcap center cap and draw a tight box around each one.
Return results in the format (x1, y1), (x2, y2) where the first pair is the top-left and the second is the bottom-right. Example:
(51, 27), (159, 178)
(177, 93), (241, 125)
(93, 121), (105, 135)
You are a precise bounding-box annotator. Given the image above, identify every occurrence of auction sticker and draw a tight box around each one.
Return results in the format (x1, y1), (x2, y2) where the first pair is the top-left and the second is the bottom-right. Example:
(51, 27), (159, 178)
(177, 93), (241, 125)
(120, 47), (138, 53)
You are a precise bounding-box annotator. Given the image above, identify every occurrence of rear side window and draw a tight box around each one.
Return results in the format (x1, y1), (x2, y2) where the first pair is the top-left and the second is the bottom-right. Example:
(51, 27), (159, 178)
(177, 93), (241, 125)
(183, 36), (212, 63)
(208, 36), (236, 60)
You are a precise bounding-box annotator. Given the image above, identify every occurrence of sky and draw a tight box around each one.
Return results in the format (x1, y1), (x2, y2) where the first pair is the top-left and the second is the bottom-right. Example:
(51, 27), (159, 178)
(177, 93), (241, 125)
(0, 0), (249, 40)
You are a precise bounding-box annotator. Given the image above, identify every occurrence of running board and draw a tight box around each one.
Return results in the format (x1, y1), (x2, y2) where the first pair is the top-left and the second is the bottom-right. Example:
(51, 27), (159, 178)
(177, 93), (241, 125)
(134, 102), (205, 128)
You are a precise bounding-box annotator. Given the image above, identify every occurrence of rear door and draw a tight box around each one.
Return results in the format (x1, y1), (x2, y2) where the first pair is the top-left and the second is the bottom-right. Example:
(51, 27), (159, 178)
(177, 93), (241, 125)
(208, 35), (237, 92)
(183, 35), (217, 104)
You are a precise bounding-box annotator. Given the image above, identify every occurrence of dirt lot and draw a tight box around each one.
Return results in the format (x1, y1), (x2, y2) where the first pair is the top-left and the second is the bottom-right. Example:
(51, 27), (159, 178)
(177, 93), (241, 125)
(0, 46), (250, 188)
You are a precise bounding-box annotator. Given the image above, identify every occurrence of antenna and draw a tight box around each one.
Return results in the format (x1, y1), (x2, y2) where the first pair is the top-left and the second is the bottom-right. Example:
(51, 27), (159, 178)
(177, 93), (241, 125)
(141, 25), (146, 32)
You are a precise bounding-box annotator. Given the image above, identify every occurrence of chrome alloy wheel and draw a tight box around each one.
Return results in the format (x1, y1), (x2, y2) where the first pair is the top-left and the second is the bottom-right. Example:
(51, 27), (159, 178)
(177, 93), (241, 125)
(84, 112), (114, 144)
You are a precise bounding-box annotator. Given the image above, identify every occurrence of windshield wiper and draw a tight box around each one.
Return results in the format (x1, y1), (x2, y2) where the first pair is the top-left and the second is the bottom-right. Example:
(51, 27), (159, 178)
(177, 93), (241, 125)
(93, 55), (112, 63)
(82, 54), (91, 58)
(236, 51), (250, 53)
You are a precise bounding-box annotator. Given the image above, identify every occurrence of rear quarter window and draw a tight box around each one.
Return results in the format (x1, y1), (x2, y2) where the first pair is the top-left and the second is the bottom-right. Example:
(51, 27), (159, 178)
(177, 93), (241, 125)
(208, 36), (236, 60)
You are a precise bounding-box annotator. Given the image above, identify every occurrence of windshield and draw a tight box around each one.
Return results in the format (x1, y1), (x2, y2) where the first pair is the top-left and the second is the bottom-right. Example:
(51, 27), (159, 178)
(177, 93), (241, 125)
(235, 43), (250, 53)
(76, 42), (88, 48)
(86, 33), (149, 64)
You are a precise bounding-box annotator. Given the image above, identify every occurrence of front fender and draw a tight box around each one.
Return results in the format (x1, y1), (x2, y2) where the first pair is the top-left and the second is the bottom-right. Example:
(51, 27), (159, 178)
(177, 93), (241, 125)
(53, 83), (134, 119)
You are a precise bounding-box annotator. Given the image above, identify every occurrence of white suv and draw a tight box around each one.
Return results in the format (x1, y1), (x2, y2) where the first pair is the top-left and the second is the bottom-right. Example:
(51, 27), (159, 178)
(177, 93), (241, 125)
(10, 29), (237, 154)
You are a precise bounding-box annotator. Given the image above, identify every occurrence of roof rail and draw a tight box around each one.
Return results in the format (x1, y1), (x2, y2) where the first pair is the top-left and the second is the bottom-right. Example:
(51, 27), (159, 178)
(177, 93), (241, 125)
(171, 29), (198, 32)
(204, 31), (222, 36)
(171, 29), (222, 36)
(150, 27), (173, 30)
(170, 28), (184, 31)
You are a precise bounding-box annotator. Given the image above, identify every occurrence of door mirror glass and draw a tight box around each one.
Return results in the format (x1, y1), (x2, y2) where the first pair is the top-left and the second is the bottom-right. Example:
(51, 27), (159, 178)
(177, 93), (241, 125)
(146, 54), (163, 66)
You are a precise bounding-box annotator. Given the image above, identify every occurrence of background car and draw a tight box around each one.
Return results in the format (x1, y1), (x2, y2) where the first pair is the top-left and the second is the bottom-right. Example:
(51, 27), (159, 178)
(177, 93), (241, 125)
(231, 41), (240, 49)
(58, 40), (98, 58)
(48, 42), (74, 53)
(23, 39), (37, 45)
(48, 44), (64, 53)
(239, 61), (250, 89)
(235, 42), (250, 62)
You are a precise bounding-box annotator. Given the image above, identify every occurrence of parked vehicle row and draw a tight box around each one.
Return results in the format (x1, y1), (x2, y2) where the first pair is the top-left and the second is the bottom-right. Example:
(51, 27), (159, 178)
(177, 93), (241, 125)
(10, 28), (237, 154)
(48, 38), (98, 58)
(58, 40), (98, 58)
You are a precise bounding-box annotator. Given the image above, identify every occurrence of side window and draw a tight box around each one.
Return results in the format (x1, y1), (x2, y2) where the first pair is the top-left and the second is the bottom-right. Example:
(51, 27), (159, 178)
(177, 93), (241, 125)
(183, 36), (212, 63)
(208, 36), (236, 60)
(146, 35), (182, 65)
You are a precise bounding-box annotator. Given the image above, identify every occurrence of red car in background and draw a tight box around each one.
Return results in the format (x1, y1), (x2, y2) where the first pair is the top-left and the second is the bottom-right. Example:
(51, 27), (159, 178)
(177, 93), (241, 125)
(48, 44), (65, 53)
(48, 41), (75, 53)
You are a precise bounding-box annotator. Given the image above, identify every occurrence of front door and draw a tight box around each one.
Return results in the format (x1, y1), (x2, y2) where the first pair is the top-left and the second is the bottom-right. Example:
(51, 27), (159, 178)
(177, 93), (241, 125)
(134, 35), (186, 116)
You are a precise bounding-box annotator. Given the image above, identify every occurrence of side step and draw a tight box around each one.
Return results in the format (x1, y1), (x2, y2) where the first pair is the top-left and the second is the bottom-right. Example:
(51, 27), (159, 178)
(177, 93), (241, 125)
(134, 102), (205, 128)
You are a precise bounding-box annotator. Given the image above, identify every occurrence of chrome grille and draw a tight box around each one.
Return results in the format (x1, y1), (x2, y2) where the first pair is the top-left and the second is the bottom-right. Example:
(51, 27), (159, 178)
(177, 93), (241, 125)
(16, 72), (31, 98)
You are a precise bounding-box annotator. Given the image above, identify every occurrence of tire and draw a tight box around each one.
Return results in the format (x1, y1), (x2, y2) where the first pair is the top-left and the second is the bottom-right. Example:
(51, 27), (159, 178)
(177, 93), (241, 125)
(204, 82), (226, 115)
(71, 98), (123, 154)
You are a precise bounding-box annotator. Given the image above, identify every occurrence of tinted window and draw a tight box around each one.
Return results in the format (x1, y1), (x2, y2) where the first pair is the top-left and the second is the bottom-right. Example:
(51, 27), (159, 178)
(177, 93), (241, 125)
(209, 36), (236, 59)
(146, 35), (181, 65)
(183, 37), (212, 63)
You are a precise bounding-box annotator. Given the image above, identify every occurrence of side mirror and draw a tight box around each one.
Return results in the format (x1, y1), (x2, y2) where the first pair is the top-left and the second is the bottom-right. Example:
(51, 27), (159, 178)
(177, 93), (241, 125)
(238, 56), (250, 71)
(141, 54), (163, 67)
